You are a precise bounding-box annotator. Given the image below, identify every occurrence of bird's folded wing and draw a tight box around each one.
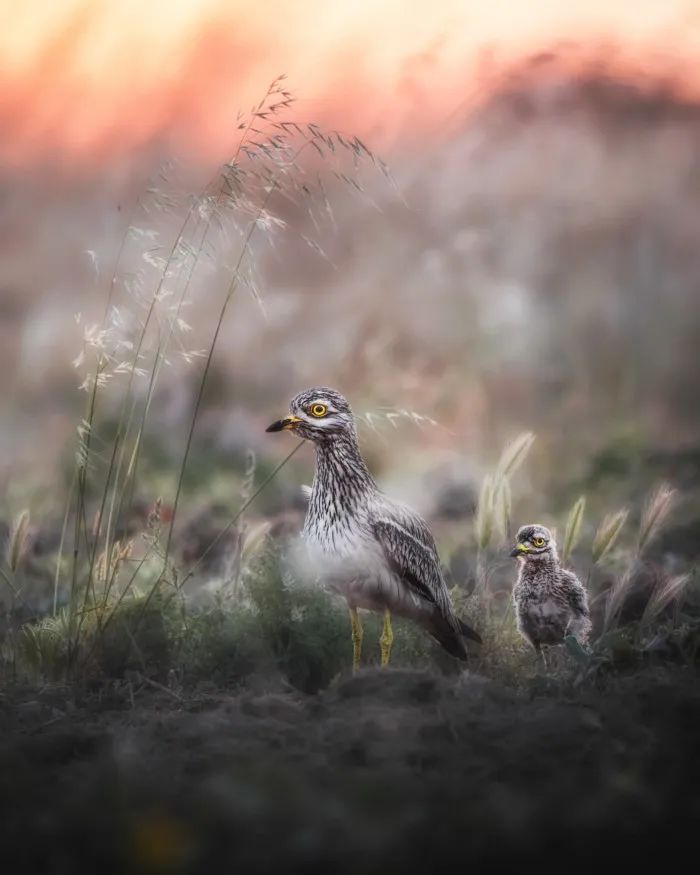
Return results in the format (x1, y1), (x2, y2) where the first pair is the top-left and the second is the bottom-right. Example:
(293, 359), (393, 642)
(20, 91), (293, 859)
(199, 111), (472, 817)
(372, 517), (449, 613)
(561, 571), (590, 617)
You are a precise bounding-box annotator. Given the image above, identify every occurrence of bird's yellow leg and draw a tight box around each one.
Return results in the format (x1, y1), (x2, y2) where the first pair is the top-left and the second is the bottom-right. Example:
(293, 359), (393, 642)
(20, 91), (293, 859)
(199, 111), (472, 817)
(349, 607), (363, 672)
(380, 608), (393, 667)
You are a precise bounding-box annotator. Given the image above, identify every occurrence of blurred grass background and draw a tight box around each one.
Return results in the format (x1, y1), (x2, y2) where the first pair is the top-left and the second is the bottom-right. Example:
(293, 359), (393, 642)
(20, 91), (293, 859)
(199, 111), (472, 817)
(1, 52), (699, 690)
(4, 58), (700, 508)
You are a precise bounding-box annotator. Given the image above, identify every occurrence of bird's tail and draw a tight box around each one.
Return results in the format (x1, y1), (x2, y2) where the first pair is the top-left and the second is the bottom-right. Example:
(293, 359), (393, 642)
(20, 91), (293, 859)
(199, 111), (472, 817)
(429, 613), (481, 661)
(457, 617), (482, 644)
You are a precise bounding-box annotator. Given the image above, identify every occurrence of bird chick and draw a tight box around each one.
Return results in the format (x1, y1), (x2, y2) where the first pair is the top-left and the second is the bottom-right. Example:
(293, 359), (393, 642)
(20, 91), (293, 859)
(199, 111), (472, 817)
(510, 524), (591, 661)
(266, 387), (480, 670)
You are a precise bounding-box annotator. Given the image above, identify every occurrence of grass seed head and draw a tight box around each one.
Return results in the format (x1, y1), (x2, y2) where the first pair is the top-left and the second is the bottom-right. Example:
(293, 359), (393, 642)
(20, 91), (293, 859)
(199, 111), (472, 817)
(7, 509), (30, 573)
(494, 476), (512, 543)
(638, 483), (676, 554)
(592, 508), (629, 564)
(496, 432), (536, 480)
(476, 474), (496, 551)
(641, 572), (692, 626)
(562, 495), (586, 564)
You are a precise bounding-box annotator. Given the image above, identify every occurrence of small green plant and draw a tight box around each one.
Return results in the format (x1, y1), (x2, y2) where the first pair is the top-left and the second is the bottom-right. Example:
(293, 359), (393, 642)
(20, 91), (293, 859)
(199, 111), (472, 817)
(15, 610), (71, 681)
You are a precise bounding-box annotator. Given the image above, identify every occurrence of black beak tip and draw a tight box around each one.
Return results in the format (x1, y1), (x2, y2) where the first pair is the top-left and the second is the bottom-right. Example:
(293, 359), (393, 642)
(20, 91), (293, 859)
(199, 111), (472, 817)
(509, 548), (520, 558)
(266, 420), (284, 433)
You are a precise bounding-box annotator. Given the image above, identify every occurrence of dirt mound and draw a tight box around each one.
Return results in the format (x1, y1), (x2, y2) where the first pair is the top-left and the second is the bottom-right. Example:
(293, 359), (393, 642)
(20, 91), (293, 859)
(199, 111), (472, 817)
(0, 668), (698, 871)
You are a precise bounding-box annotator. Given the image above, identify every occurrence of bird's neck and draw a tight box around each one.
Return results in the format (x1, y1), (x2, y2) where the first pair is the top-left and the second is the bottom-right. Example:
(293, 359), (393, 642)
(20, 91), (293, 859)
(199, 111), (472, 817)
(309, 431), (378, 517)
(520, 552), (560, 580)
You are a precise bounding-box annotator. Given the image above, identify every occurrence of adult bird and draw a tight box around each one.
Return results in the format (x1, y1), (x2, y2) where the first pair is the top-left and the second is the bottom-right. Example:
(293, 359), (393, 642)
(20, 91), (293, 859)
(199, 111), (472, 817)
(510, 524), (591, 664)
(266, 387), (480, 670)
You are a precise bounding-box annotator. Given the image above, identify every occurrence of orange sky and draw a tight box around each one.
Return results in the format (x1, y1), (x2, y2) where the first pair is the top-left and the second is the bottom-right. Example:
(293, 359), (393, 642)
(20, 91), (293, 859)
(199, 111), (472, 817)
(2, 0), (700, 167)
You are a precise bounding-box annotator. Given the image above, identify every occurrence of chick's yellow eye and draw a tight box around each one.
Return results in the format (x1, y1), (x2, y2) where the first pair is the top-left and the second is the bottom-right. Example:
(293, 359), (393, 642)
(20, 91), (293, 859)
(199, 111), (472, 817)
(533, 537), (545, 547)
(310, 403), (328, 418)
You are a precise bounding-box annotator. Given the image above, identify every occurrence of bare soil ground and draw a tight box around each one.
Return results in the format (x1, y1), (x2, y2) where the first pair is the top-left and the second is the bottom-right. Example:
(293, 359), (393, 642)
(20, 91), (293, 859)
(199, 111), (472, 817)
(1, 667), (698, 873)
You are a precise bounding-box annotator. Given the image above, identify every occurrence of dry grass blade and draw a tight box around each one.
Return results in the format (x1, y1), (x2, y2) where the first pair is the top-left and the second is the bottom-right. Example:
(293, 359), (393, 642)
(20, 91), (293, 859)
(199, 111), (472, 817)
(7, 509), (30, 572)
(496, 432), (535, 479)
(358, 408), (440, 434)
(476, 474), (496, 551)
(641, 573), (691, 626)
(562, 496), (586, 564)
(638, 483), (676, 553)
(592, 509), (628, 564)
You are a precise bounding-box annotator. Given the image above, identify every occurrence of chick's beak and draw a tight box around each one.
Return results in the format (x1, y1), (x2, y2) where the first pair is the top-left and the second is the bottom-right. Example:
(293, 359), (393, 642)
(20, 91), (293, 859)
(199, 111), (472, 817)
(510, 543), (529, 558)
(266, 415), (302, 433)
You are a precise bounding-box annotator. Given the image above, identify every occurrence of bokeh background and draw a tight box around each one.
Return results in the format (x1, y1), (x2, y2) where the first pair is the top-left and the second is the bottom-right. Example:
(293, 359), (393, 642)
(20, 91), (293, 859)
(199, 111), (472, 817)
(3, 10), (700, 867)
(2, 0), (700, 562)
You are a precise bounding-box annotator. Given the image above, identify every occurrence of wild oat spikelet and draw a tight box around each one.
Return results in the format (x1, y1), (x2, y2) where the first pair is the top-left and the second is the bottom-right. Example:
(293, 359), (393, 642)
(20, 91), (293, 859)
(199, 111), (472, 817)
(562, 496), (586, 564)
(592, 509), (629, 564)
(638, 483), (676, 553)
(476, 474), (496, 551)
(493, 476), (512, 543)
(7, 509), (30, 572)
(241, 521), (272, 562)
(604, 568), (634, 631)
(147, 497), (163, 531)
(496, 432), (536, 480)
(641, 573), (691, 626)
(110, 540), (133, 578)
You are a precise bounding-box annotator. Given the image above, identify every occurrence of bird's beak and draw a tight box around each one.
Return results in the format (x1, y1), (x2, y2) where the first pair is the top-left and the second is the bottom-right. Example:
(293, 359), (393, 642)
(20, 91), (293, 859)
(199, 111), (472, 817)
(266, 415), (302, 433)
(510, 543), (530, 558)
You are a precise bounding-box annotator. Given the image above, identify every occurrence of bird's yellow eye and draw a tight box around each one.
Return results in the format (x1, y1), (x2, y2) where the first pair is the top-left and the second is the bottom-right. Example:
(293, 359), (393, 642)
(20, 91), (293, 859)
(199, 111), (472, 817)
(310, 403), (328, 418)
(533, 537), (545, 547)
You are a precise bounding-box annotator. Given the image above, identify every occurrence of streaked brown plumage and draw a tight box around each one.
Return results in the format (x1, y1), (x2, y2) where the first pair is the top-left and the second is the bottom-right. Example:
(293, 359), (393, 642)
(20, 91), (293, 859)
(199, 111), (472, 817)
(510, 524), (591, 658)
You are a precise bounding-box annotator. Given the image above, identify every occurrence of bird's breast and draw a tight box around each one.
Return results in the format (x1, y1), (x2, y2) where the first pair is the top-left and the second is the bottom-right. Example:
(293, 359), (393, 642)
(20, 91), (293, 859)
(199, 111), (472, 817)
(301, 511), (413, 612)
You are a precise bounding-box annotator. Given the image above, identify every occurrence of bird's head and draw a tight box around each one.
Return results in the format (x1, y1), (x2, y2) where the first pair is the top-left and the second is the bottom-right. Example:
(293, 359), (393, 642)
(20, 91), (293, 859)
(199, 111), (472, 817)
(266, 387), (355, 443)
(510, 524), (557, 562)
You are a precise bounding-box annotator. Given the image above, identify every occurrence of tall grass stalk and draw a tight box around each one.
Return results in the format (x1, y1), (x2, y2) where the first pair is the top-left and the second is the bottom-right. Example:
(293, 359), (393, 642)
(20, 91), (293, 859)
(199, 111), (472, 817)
(43, 78), (380, 681)
(162, 183), (277, 564)
(161, 118), (381, 565)
(64, 82), (289, 646)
